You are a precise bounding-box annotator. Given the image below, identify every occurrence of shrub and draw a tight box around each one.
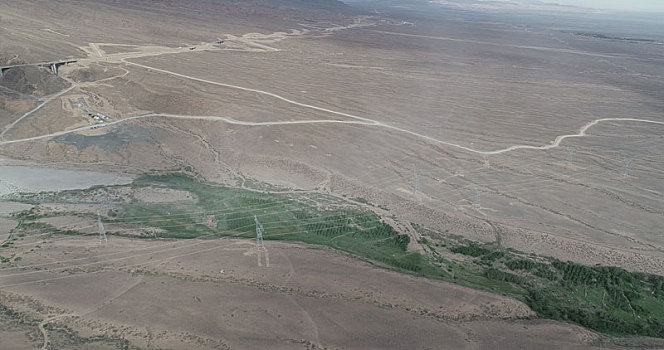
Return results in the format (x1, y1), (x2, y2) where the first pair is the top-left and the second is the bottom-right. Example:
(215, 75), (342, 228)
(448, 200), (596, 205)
(451, 244), (490, 257)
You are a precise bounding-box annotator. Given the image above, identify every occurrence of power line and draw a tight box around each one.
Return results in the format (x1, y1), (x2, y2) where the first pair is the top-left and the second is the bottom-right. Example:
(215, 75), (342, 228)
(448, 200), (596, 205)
(254, 215), (265, 251)
(622, 157), (633, 178)
(254, 215), (269, 267)
(0, 215), (383, 282)
(473, 185), (481, 210)
(97, 210), (107, 244)
(567, 146), (575, 167)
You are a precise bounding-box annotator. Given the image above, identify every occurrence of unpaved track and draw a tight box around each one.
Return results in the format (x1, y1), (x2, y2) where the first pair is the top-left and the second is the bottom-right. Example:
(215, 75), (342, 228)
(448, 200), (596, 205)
(113, 61), (664, 155)
(122, 60), (380, 125)
(486, 117), (664, 155)
(0, 114), (375, 146)
(0, 231), (12, 246)
(1, 93), (662, 158)
(0, 83), (76, 140)
(280, 249), (322, 346)
(0, 243), (222, 289)
(39, 314), (76, 350)
(90, 43), (103, 57)
(37, 278), (141, 349)
(1, 32), (663, 155)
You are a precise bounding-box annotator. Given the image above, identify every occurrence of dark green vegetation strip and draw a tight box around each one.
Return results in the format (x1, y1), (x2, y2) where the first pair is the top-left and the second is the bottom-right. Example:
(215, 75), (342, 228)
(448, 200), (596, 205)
(12, 174), (664, 338)
(446, 242), (664, 338)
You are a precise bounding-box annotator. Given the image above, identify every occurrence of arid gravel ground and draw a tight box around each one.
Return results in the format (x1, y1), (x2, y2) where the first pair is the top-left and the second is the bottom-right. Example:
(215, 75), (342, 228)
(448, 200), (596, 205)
(0, 0), (663, 348)
(0, 235), (621, 349)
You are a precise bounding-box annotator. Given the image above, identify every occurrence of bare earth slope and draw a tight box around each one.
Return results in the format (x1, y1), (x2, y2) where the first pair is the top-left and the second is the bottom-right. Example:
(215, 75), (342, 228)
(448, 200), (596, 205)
(1, 236), (608, 350)
(0, 0), (663, 348)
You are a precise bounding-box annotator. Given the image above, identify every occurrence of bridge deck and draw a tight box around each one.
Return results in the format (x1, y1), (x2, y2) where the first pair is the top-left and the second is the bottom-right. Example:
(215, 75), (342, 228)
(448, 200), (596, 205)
(0, 59), (77, 70)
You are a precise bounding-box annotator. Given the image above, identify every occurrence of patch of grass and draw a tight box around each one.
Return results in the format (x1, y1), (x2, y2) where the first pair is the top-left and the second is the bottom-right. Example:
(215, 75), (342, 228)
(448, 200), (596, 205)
(505, 258), (542, 271)
(444, 241), (664, 338)
(15, 174), (664, 338)
(572, 31), (658, 43)
(108, 174), (441, 276)
(15, 221), (82, 237)
(450, 243), (490, 257)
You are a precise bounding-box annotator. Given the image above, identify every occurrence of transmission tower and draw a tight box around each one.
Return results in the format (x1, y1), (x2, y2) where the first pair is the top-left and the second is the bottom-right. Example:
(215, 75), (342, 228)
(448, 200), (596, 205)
(412, 168), (420, 193)
(254, 215), (269, 267)
(97, 210), (107, 244)
(254, 215), (265, 251)
(483, 155), (490, 169)
(622, 157), (633, 178)
(566, 146), (575, 166)
(473, 186), (481, 209)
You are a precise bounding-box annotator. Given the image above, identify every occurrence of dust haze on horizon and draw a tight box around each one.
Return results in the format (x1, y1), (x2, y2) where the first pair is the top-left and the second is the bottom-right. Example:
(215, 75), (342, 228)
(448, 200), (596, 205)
(1, 0), (664, 348)
(428, 0), (664, 12)
(547, 0), (664, 12)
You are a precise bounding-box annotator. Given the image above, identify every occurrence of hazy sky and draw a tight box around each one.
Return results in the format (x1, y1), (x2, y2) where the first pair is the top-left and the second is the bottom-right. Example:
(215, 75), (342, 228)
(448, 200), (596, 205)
(549, 0), (664, 11)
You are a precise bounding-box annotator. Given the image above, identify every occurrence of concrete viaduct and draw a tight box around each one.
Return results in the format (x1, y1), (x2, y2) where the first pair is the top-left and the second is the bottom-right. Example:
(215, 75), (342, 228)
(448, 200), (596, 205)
(0, 59), (77, 77)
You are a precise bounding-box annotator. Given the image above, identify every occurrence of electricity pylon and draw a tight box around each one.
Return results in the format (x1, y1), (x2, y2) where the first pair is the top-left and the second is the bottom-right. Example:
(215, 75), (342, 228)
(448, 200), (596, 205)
(622, 157), (633, 178)
(566, 146), (575, 166)
(254, 215), (265, 251)
(473, 186), (481, 209)
(254, 215), (269, 267)
(97, 210), (107, 244)
(412, 167), (420, 194)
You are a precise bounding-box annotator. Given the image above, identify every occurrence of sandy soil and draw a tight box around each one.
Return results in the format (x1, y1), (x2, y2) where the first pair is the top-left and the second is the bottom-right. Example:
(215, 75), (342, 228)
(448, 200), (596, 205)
(1, 15), (656, 275)
(0, 235), (638, 349)
(0, 0), (663, 348)
(0, 330), (35, 349)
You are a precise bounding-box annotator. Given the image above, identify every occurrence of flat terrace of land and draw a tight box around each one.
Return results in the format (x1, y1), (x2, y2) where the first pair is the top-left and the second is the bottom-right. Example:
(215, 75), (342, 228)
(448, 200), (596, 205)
(128, 23), (663, 151)
(0, 0), (354, 64)
(1, 37), (661, 275)
(1, 233), (620, 350)
(109, 25), (664, 274)
(0, 1), (663, 346)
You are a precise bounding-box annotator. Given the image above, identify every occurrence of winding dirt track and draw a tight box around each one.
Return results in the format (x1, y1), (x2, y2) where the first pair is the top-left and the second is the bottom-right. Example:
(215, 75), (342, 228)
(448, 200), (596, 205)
(1, 37), (662, 155)
(1, 61), (662, 156)
(0, 83), (76, 140)
(39, 314), (76, 350)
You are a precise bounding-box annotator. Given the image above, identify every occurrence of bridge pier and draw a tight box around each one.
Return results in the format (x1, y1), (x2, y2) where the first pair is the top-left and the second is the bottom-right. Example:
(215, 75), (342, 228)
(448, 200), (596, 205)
(0, 59), (75, 78)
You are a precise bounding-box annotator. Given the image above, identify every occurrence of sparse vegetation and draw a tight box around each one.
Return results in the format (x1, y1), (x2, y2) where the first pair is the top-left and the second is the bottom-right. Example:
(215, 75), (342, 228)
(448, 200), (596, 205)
(18, 174), (440, 277)
(450, 243), (491, 257)
(126, 175), (442, 275)
(443, 241), (664, 338)
(4, 0), (664, 347)
(13, 174), (664, 339)
(572, 31), (658, 43)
